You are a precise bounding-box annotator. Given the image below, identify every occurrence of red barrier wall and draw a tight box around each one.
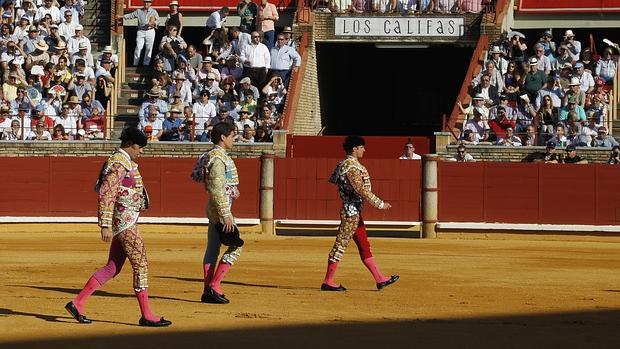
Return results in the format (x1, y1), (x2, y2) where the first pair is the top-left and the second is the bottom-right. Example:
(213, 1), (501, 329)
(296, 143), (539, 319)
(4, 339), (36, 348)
(518, 0), (620, 13)
(124, 0), (296, 11)
(0, 157), (260, 219)
(438, 162), (620, 225)
(286, 135), (432, 159)
(274, 158), (422, 221)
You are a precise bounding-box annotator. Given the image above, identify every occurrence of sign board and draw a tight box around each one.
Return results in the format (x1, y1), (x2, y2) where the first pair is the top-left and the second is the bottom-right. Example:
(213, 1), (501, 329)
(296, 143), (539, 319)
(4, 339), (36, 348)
(334, 17), (464, 37)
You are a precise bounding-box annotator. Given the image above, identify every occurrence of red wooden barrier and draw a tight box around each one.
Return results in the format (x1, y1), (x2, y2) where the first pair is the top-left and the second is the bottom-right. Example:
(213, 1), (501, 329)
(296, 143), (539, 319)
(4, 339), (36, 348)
(0, 157), (260, 219)
(286, 135), (432, 159)
(438, 161), (620, 225)
(274, 158), (422, 221)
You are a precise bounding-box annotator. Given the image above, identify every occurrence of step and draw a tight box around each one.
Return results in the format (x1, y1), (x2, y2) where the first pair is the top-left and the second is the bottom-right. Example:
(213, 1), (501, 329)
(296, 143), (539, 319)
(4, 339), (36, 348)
(120, 88), (143, 99)
(115, 115), (140, 126)
(117, 104), (139, 114)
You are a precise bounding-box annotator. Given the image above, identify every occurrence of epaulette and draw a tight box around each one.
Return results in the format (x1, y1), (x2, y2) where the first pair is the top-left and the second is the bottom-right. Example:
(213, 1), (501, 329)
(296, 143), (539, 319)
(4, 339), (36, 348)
(340, 157), (365, 176)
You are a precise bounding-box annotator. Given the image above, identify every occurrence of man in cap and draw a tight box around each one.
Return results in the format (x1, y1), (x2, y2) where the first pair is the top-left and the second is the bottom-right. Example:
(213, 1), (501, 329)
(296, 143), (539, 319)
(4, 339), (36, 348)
(66, 127), (172, 327)
(121, 0), (159, 66)
(321, 136), (398, 292)
(592, 127), (619, 147)
(20, 25), (42, 55)
(561, 29), (582, 62)
(237, 0), (258, 32)
(13, 15), (31, 40)
(522, 57), (547, 100)
(574, 62), (594, 93)
(67, 24), (91, 55)
(201, 72), (224, 104)
(558, 62), (573, 91)
(50, 40), (69, 65)
(559, 95), (586, 122)
(536, 29), (557, 62)
(529, 141), (561, 163)
(563, 144), (588, 164)
(197, 56), (221, 83)
(36, 0), (61, 24)
(238, 76), (259, 103)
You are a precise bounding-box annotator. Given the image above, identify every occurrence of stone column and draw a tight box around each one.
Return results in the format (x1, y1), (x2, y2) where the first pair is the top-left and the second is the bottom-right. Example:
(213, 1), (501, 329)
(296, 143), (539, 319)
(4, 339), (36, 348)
(422, 154), (439, 238)
(259, 150), (275, 234)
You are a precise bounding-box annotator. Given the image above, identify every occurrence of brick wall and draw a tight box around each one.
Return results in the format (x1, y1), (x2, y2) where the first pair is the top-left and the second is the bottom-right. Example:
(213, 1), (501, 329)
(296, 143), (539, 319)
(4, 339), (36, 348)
(439, 145), (615, 163)
(291, 24), (322, 136)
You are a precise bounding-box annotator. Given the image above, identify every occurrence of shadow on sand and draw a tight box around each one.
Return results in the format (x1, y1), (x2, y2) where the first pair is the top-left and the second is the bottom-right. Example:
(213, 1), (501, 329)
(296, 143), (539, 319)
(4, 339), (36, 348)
(2, 309), (620, 348)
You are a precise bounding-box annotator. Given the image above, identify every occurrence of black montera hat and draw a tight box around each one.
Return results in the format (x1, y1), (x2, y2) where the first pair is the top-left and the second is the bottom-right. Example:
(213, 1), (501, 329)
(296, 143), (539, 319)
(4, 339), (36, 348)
(120, 126), (148, 147)
(343, 135), (365, 151)
(215, 222), (244, 247)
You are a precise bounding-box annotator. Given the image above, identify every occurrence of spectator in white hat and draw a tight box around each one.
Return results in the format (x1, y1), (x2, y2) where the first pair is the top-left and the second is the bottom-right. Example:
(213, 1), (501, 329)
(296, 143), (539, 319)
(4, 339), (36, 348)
(71, 41), (94, 67)
(522, 57), (547, 100)
(458, 93), (489, 121)
(564, 77), (585, 107)
(67, 24), (91, 55)
(561, 29), (581, 63)
(97, 45), (119, 70)
(59, 10), (77, 39)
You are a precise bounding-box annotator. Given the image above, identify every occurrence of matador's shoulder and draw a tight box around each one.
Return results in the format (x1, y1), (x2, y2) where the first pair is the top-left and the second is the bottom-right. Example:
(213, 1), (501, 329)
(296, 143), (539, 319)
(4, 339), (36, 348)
(106, 152), (132, 172)
(340, 157), (365, 175)
(205, 146), (230, 167)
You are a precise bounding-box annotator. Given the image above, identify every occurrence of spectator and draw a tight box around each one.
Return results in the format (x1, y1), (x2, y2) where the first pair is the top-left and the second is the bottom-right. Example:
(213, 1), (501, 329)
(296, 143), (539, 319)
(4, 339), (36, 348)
(67, 24), (91, 56)
(463, 106), (489, 139)
(595, 47), (617, 84)
(281, 26), (297, 50)
(59, 10), (76, 39)
(489, 105), (517, 139)
(50, 41), (69, 65)
(219, 79), (238, 109)
(206, 6), (229, 37)
(580, 112), (600, 142)
(533, 43), (552, 75)
(489, 94), (514, 120)
(563, 77), (586, 107)
(521, 57), (546, 101)
(508, 33), (527, 71)
(80, 95), (104, 119)
(399, 139), (421, 159)
(559, 96), (586, 123)
(561, 30), (581, 63)
(527, 141), (560, 163)
(592, 127), (619, 148)
(230, 26), (252, 57)
(159, 24), (187, 73)
(241, 92), (257, 118)
(122, 0), (159, 67)
(537, 29), (557, 65)
(27, 119), (52, 140)
(221, 55), (243, 82)
(495, 126), (522, 146)
(54, 102), (78, 136)
(256, 105), (276, 130)
(82, 106), (105, 134)
(450, 145), (475, 162)
(168, 73), (192, 106)
(472, 60), (504, 95)
(51, 123), (69, 140)
(239, 76), (260, 102)
(171, 55), (196, 86)
(200, 73), (223, 105)
(192, 89), (216, 141)
(139, 107), (163, 140)
(534, 76), (563, 109)
(196, 56), (221, 85)
(84, 124), (104, 140)
(460, 129), (480, 145)
(186, 44), (202, 70)
(548, 123), (568, 148)
(95, 59), (115, 84)
(209, 106), (235, 128)
(579, 47), (596, 74)
(563, 144), (588, 164)
(240, 31), (270, 90)
(16, 0), (36, 25)
(237, 0), (258, 32)
(161, 106), (184, 141)
(502, 61), (521, 99)
(165, 0), (184, 36)
(234, 106), (255, 132)
(68, 72), (92, 102)
(585, 93), (607, 125)
(254, 124), (271, 142)
(537, 95), (558, 141)
(26, 40), (50, 72)
(3, 72), (27, 101)
(574, 62), (594, 94)
(607, 145), (620, 164)
(258, 0), (278, 50)
(262, 74), (286, 112)
(2, 119), (22, 140)
(71, 42), (94, 68)
(36, 0), (61, 24)
(557, 62), (573, 91)
(521, 125), (537, 146)
(237, 124), (255, 143)
(139, 87), (168, 120)
(566, 124), (588, 147)
(228, 96), (242, 120)
(269, 33), (301, 89)
(485, 46), (509, 74)
(14, 15), (31, 41)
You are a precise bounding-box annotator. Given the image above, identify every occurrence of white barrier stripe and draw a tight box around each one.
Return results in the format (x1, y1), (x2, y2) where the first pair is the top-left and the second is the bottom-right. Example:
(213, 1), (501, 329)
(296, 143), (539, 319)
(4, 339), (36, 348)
(276, 219), (422, 226)
(437, 222), (620, 232)
(0, 216), (260, 225)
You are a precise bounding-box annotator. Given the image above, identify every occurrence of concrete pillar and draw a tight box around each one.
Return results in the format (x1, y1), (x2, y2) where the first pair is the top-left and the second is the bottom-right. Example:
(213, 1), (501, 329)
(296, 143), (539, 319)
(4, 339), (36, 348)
(272, 130), (288, 157)
(434, 132), (452, 154)
(422, 154), (439, 238)
(259, 150), (275, 234)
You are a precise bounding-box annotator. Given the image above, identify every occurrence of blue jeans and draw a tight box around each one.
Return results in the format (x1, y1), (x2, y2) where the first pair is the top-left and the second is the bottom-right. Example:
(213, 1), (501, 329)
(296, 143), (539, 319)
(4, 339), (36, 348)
(263, 30), (275, 50)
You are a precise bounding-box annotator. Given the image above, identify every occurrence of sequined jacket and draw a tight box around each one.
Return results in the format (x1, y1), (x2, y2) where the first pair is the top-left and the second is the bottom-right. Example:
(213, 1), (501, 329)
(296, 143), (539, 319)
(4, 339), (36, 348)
(191, 145), (239, 222)
(329, 155), (384, 217)
(96, 149), (149, 235)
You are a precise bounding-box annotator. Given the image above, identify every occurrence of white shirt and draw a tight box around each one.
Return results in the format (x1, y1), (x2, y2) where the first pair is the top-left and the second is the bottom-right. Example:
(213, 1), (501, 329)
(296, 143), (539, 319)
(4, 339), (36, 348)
(399, 153), (421, 160)
(578, 71), (595, 92)
(67, 35), (91, 55)
(206, 10), (226, 29)
(59, 21), (76, 40)
(240, 43), (271, 69)
(36, 6), (61, 23)
(54, 115), (78, 135)
(192, 101), (216, 134)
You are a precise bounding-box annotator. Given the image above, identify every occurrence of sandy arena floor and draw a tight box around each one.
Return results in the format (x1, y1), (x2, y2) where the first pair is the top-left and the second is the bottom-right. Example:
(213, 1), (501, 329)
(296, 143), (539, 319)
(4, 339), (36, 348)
(1, 224), (620, 348)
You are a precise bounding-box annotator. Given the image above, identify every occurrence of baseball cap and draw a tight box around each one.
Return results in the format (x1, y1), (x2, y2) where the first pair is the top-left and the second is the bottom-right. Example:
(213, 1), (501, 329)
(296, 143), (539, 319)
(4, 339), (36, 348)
(574, 62), (584, 69)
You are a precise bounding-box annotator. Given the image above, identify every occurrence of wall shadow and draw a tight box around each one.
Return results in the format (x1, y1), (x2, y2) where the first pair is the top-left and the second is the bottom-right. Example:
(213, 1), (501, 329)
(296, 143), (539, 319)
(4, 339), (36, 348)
(3, 310), (620, 348)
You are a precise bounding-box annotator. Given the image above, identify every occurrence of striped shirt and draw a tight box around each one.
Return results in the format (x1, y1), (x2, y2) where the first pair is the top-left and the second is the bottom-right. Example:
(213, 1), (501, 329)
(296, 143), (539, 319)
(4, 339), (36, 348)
(124, 8), (159, 31)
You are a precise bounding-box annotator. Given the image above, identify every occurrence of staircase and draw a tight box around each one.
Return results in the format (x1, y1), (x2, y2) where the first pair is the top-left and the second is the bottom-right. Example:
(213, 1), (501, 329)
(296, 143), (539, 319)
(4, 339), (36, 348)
(113, 66), (151, 136)
(81, 0), (112, 55)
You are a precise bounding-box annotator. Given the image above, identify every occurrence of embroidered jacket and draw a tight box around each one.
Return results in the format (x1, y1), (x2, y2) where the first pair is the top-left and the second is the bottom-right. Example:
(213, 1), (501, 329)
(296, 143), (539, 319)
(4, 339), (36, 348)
(191, 145), (239, 221)
(329, 155), (384, 217)
(96, 149), (149, 235)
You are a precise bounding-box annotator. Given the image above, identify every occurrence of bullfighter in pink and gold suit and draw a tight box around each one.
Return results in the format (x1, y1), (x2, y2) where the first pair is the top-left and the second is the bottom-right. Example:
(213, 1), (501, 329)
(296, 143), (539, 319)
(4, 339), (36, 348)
(65, 127), (171, 327)
(321, 136), (400, 292)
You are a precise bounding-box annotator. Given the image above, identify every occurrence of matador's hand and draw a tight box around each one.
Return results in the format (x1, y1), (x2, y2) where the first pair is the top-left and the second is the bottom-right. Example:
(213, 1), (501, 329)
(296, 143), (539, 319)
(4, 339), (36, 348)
(222, 216), (234, 233)
(101, 227), (113, 242)
(382, 202), (392, 210)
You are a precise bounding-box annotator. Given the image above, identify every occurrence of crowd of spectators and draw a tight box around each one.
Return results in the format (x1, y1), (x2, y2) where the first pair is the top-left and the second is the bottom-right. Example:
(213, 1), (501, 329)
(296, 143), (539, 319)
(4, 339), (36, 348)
(130, 0), (301, 143)
(0, 0), (115, 141)
(312, 0), (492, 13)
(459, 28), (619, 149)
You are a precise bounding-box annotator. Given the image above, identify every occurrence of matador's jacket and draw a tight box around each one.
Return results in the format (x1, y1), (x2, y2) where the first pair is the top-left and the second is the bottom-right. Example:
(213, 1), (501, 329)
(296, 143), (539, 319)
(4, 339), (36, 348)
(328, 155), (385, 262)
(96, 149), (149, 235)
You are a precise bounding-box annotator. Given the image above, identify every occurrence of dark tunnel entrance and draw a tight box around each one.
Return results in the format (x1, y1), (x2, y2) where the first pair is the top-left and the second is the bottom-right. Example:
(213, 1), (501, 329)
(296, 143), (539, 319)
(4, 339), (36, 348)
(316, 43), (473, 136)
